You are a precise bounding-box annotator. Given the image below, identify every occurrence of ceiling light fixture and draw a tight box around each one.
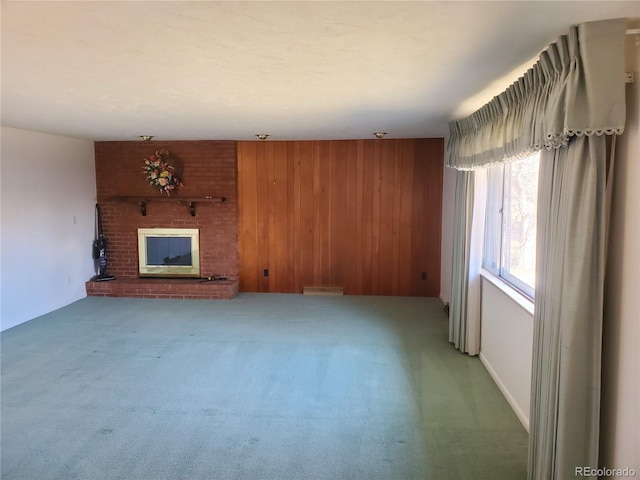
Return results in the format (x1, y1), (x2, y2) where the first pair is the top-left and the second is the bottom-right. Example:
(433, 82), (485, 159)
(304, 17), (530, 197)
(139, 135), (154, 141)
(255, 134), (270, 140)
(373, 132), (387, 139)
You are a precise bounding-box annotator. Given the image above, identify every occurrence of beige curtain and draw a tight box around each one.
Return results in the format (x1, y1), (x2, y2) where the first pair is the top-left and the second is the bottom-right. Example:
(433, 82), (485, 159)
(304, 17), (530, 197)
(448, 169), (485, 355)
(529, 135), (609, 479)
(448, 170), (473, 352)
(445, 18), (627, 479)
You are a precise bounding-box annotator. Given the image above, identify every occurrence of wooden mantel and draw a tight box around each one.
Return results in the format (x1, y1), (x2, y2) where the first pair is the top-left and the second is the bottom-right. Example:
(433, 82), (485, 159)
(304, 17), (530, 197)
(105, 196), (226, 216)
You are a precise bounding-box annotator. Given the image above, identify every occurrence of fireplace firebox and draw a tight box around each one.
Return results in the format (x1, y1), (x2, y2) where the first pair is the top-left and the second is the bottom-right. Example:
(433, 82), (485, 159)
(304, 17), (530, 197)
(137, 228), (200, 278)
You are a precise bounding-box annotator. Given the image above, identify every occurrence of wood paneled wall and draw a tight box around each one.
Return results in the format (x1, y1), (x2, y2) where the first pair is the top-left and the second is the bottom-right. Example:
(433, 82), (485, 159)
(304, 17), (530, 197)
(237, 138), (443, 296)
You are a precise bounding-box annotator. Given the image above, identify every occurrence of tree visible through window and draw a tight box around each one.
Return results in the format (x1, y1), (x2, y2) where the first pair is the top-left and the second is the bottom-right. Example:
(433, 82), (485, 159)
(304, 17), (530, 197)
(483, 153), (540, 298)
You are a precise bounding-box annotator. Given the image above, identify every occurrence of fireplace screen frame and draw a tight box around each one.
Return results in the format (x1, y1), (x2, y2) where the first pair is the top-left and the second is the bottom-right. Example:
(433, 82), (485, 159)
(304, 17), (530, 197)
(137, 228), (200, 278)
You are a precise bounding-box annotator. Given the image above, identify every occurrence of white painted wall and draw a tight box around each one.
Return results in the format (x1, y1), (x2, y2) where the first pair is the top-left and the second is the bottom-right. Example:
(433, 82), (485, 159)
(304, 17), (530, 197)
(599, 33), (640, 477)
(479, 278), (533, 430)
(0, 127), (96, 331)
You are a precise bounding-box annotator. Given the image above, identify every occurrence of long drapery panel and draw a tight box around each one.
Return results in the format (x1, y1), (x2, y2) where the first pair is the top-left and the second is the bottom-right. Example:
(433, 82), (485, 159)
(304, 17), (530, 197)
(449, 170), (473, 352)
(445, 18), (627, 479)
(529, 135), (608, 479)
(448, 168), (485, 355)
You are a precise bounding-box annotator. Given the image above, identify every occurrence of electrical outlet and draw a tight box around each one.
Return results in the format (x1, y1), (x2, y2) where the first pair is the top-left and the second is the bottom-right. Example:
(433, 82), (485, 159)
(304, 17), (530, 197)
(263, 269), (269, 277)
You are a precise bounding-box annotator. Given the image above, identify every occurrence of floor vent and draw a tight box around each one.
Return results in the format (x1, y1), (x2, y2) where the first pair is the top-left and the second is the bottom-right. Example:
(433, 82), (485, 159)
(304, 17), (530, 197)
(303, 286), (344, 296)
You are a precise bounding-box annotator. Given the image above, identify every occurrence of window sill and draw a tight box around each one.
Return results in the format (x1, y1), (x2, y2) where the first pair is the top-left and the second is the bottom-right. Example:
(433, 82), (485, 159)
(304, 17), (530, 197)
(480, 268), (535, 316)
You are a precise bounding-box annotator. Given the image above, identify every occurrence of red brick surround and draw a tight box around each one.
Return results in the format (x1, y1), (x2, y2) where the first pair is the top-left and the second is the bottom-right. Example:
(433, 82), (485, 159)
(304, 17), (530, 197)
(87, 140), (238, 299)
(86, 278), (238, 300)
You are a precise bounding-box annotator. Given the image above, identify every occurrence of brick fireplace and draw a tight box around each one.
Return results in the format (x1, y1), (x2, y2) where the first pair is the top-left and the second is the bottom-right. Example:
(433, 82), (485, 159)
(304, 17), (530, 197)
(86, 140), (239, 299)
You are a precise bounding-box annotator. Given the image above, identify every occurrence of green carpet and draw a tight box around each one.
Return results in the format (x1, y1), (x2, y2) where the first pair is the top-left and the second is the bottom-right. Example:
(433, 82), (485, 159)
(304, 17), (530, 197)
(1, 294), (527, 479)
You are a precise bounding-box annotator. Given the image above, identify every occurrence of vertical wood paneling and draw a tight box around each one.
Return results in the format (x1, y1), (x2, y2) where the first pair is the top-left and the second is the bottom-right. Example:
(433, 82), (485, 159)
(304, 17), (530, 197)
(359, 140), (371, 294)
(377, 140), (395, 295)
(272, 142), (289, 292)
(370, 141), (382, 294)
(398, 141), (415, 295)
(318, 142), (332, 286)
(344, 141), (360, 295)
(330, 141), (348, 288)
(391, 141), (403, 295)
(266, 143), (276, 292)
(422, 139), (444, 295)
(255, 144), (270, 292)
(237, 142), (258, 292)
(237, 138), (443, 296)
(312, 143), (322, 286)
(287, 142), (298, 293)
(298, 142), (315, 289)
(356, 140), (367, 293)
(411, 143), (428, 297)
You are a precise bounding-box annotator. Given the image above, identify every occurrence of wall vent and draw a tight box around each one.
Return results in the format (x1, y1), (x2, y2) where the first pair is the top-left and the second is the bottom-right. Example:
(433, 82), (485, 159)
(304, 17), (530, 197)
(302, 286), (344, 296)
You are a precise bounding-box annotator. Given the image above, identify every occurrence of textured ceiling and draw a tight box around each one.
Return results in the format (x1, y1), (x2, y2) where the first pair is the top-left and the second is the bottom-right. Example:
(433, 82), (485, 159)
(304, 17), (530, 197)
(2, 1), (638, 141)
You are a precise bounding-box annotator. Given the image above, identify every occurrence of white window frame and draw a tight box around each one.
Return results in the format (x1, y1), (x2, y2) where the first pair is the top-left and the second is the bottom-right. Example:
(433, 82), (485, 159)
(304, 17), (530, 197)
(483, 153), (540, 300)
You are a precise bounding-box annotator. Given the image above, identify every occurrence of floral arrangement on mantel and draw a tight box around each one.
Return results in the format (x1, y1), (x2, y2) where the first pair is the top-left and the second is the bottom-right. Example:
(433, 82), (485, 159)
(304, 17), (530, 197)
(142, 149), (183, 196)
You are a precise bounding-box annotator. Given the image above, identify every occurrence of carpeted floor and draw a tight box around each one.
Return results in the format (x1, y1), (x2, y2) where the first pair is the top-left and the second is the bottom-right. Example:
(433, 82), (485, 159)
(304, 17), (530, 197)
(1, 294), (528, 479)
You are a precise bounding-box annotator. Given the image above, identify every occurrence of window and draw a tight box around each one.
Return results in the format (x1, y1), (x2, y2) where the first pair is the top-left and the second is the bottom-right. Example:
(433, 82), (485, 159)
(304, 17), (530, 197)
(483, 153), (540, 298)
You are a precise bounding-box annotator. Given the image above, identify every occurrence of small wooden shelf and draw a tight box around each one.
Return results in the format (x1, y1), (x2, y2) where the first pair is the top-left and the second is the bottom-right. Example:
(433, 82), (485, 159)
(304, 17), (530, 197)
(105, 196), (226, 216)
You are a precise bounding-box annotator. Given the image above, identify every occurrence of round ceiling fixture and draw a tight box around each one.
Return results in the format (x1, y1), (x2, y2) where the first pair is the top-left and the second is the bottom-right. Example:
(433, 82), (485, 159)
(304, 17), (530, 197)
(255, 134), (270, 140)
(373, 132), (387, 139)
(139, 135), (154, 141)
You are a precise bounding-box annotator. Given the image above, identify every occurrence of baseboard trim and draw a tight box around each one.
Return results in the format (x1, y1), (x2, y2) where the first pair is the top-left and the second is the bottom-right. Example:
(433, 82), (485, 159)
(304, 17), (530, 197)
(479, 352), (529, 432)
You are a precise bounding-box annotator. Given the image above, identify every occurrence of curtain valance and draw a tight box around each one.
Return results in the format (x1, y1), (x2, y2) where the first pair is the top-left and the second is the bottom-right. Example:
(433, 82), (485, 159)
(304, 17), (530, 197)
(446, 19), (626, 170)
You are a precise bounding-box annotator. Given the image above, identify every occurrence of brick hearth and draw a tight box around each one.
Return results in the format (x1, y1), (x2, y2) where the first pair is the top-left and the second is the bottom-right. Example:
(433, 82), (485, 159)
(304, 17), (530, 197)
(86, 278), (238, 300)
